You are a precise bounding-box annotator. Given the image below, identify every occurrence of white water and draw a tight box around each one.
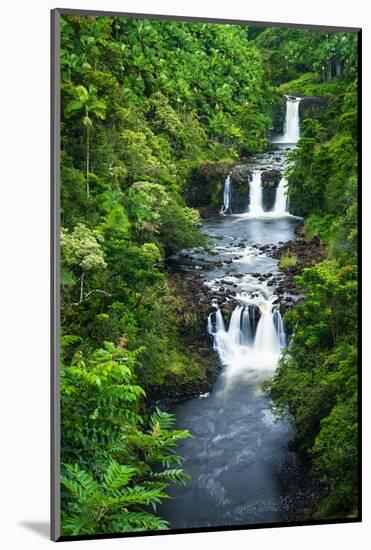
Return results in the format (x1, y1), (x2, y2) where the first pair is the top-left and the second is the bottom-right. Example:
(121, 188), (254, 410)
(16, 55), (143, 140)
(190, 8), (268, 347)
(273, 96), (301, 144)
(208, 298), (285, 373)
(220, 175), (232, 214)
(273, 176), (289, 215)
(248, 171), (264, 215)
(242, 171), (290, 218)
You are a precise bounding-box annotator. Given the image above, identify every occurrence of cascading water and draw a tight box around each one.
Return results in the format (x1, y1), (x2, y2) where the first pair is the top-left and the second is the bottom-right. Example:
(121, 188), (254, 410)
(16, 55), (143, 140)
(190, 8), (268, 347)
(245, 171), (290, 218)
(274, 308), (287, 348)
(220, 175), (232, 214)
(274, 96), (301, 144)
(241, 306), (253, 346)
(208, 298), (286, 372)
(248, 170), (264, 215)
(273, 176), (289, 215)
(253, 300), (281, 354)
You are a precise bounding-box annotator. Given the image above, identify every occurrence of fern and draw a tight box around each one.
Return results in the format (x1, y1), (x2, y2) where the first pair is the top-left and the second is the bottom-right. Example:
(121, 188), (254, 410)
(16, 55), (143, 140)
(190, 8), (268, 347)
(61, 345), (191, 536)
(103, 461), (138, 489)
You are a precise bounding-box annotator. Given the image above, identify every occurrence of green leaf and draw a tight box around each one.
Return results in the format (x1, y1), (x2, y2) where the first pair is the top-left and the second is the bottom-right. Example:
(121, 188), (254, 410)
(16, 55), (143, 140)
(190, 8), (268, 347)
(104, 461), (137, 489)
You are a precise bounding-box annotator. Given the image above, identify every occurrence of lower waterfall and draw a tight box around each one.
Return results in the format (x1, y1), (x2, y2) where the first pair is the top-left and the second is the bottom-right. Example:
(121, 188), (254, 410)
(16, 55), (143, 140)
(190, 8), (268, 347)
(208, 299), (285, 372)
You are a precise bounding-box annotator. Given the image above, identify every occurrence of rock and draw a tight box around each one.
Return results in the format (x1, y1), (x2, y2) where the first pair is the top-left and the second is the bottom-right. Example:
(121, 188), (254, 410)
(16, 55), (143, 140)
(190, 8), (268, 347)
(310, 235), (321, 246)
(261, 169), (281, 186)
(230, 164), (253, 183)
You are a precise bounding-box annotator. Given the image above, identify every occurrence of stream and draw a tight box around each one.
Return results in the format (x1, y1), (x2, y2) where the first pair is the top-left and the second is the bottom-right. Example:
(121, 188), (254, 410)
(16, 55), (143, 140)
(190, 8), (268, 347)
(161, 97), (315, 529)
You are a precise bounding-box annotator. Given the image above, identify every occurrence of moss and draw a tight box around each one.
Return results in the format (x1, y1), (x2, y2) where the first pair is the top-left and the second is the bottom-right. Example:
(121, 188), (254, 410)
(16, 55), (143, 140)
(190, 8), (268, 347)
(278, 252), (298, 270)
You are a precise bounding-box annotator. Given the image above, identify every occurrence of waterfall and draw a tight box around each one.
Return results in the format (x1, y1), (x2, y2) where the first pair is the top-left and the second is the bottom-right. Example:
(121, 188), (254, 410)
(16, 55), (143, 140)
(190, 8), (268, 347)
(248, 171), (264, 215)
(241, 306), (253, 346)
(209, 299), (286, 372)
(274, 96), (301, 144)
(207, 308), (226, 335)
(215, 308), (226, 332)
(228, 306), (243, 345)
(220, 175), (232, 214)
(253, 301), (281, 354)
(207, 313), (214, 335)
(273, 176), (289, 215)
(273, 309), (286, 348)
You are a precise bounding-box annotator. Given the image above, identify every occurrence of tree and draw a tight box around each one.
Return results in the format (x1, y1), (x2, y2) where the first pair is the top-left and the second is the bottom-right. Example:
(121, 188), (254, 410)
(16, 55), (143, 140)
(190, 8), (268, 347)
(65, 84), (107, 196)
(61, 223), (107, 305)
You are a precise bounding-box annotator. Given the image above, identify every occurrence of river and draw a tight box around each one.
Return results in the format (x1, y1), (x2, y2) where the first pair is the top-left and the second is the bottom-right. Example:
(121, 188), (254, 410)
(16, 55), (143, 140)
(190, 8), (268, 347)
(161, 97), (315, 529)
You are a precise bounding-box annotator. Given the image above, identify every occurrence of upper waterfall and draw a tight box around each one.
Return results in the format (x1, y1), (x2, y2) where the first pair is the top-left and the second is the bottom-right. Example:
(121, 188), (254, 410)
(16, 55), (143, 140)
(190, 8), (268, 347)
(220, 175), (232, 214)
(273, 96), (301, 144)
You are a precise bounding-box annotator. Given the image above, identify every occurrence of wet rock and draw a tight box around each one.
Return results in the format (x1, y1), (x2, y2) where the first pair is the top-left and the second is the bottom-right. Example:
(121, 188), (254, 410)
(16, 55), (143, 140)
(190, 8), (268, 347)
(230, 164), (253, 183)
(310, 235), (320, 246)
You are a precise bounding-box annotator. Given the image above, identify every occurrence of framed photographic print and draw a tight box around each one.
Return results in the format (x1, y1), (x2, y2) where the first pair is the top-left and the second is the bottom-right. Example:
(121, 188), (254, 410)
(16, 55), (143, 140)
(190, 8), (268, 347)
(51, 8), (361, 542)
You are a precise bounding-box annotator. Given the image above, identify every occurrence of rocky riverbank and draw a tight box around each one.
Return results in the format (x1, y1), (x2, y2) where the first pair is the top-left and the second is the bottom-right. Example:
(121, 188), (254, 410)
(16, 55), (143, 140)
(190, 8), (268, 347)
(167, 226), (327, 341)
(146, 271), (221, 408)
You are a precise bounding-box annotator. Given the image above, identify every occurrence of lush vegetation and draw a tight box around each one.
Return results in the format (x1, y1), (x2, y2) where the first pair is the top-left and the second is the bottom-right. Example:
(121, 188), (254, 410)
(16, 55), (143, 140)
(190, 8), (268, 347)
(258, 28), (359, 518)
(59, 14), (358, 534)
